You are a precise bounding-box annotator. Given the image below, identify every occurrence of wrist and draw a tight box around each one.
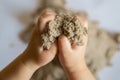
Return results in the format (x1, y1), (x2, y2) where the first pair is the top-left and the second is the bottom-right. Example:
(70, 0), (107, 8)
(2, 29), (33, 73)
(65, 58), (87, 72)
(20, 50), (40, 72)
(0, 50), (40, 80)
(65, 60), (88, 80)
(67, 66), (89, 80)
(67, 62), (87, 73)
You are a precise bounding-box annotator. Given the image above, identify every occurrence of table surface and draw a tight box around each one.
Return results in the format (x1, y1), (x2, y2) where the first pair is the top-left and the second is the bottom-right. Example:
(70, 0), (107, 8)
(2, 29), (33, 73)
(0, 0), (120, 80)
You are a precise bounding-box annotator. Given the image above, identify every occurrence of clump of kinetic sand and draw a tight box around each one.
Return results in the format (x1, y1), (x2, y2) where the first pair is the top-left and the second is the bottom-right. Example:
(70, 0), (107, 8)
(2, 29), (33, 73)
(41, 14), (87, 49)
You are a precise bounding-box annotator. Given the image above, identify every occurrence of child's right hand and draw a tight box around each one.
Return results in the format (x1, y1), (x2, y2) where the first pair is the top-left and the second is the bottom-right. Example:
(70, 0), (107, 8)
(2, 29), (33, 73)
(58, 16), (93, 80)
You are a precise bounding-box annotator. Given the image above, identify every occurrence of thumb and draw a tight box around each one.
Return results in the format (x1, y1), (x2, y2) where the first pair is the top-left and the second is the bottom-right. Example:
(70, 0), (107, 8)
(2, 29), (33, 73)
(58, 35), (72, 53)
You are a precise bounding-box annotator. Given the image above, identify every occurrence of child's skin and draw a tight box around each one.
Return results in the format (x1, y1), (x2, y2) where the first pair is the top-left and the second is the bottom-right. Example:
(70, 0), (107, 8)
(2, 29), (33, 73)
(0, 9), (95, 80)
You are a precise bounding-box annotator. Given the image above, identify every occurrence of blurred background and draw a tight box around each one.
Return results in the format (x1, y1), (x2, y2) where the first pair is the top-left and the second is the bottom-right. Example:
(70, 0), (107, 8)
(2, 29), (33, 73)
(0, 0), (120, 80)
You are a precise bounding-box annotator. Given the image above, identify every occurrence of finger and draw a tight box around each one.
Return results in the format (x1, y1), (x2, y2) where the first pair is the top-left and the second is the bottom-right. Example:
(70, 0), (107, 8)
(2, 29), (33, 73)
(74, 15), (88, 29)
(39, 42), (57, 55)
(37, 9), (56, 32)
(48, 42), (57, 56)
(72, 16), (88, 50)
(41, 8), (56, 16)
(34, 9), (56, 24)
(38, 14), (56, 32)
(72, 35), (88, 50)
(75, 15), (88, 32)
(58, 35), (72, 53)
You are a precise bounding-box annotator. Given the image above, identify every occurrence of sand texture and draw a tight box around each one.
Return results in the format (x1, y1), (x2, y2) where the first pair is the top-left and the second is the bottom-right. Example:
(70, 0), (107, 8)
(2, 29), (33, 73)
(41, 14), (87, 49)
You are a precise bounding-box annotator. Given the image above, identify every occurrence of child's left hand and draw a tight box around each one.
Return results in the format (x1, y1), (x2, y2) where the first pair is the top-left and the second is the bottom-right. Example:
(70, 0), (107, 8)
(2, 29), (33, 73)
(25, 9), (57, 67)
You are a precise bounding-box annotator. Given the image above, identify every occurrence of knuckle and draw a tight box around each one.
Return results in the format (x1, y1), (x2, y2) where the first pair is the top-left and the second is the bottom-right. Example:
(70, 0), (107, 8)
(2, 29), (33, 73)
(58, 36), (64, 42)
(42, 10), (56, 16)
(38, 16), (47, 23)
(43, 11), (50, 15)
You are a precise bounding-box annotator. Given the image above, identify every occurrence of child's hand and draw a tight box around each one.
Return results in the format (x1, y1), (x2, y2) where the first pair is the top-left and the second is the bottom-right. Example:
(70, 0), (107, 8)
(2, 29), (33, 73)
(24, 9), (57, 67)
(0, 9), (58, 80)
(58, 16), (91, 80)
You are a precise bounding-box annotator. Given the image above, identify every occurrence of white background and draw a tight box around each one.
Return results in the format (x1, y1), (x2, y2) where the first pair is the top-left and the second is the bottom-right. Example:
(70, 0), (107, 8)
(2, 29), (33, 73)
(0, 0), (120, 80)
